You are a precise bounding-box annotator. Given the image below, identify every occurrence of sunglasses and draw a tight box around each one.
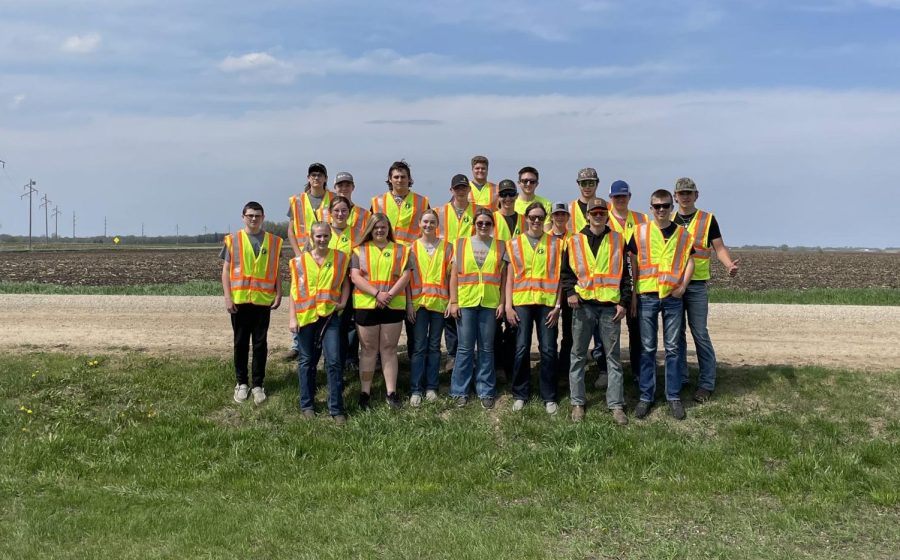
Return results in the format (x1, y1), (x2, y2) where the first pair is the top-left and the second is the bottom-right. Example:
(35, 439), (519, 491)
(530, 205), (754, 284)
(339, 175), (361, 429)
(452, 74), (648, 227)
(651, 203), (672, 211)
(526, 214), (546, 222)
(475, 221), (493, 228)
(499, 192), (517, 199)
(243, 214), (263, 220)
(519, 179), (537, 185)
(589, 211), (608, 217)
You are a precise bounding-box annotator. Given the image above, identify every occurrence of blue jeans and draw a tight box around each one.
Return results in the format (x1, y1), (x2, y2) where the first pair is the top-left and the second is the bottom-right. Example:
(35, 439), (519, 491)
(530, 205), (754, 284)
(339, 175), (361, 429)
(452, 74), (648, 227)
(450, 307), (497, 398)
(678, 281), (717, 391)
(638, 293), (683, 402)
(511, 305), (558, 403)
(410, 308), (444, 395)
(297, 314), (345, 416)
(569, 303), (624, 409)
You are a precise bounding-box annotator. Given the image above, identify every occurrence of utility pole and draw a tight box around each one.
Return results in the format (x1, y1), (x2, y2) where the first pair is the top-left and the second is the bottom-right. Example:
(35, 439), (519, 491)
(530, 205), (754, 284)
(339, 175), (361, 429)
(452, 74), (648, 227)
(20, 179), (38, 250)
(72, 211), (77, 239)
(175, 224), (179, 245)
(51, 206), (61, 239)
(40, 193), (51, 241)
(141, 222), (145, 237)
(104, 216), (107, 238)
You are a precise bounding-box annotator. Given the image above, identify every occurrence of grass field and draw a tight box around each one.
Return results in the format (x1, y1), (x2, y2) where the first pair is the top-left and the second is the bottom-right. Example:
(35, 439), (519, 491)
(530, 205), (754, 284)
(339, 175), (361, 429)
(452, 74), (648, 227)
(2, 354), (898, 559)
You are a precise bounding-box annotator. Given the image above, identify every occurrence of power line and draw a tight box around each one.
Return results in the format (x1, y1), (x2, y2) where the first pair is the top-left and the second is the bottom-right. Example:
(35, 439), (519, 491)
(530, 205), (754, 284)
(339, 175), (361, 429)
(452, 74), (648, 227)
(51, 206), (61, 239)
(20, 179), (38, 249)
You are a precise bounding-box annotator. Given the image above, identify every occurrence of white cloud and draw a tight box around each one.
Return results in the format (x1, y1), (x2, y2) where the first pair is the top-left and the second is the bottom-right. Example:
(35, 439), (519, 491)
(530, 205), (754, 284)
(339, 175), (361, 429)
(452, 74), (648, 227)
(217, 52), (297, 83)
(61, 32), (102, 54)
(8, 94), (26, 110)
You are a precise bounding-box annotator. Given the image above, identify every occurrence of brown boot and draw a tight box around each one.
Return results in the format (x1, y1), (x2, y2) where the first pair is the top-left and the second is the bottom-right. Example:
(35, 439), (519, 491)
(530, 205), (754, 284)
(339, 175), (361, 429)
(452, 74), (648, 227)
(571, 405), (585, 422)
(611, 408), (628, 426)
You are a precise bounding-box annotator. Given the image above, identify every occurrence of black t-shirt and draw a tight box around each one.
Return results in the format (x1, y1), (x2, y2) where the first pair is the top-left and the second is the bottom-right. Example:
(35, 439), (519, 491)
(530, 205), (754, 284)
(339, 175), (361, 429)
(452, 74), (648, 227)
(502, 212), (518, 235)
(673, 212), (721, 246)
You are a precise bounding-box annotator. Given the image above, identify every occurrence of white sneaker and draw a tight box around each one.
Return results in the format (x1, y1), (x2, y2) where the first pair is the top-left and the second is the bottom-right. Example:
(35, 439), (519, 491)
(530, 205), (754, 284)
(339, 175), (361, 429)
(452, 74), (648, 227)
(545, 402), (559, 415)
(410, 394), (423, 407)
(233, 384), (250, 403)
(512, 399), (526, 411)
(425, 390), (439, 402)
(251, 386), (266, 405)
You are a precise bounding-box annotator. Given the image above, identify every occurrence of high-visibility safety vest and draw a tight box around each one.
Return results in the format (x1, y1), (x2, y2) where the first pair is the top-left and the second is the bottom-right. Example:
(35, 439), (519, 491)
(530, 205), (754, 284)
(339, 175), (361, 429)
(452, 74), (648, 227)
(673, 209), (714, 281)
(290, 191), (332, 247)
(634, 222), (694, 299)
(352, 242), (409, 310)
(514, 194), (551, 217)
(370, 191), (429, 246)
(436, 202), (474, 240)
(346, 205), (371, 241)
(328, 226), (357, 254)
(225, 230), (283, 306)
(567, 231), (624, 304)
(493, 211), (524, 241)
(409, 239), (452, 313)
(505, 233), (563, 307)
(455, 237), (503, 309)
(567, 200), (589, 234)
(468, 181), (496, 209)
(607, 209), (649, 243)
(290, 249), (349, 328)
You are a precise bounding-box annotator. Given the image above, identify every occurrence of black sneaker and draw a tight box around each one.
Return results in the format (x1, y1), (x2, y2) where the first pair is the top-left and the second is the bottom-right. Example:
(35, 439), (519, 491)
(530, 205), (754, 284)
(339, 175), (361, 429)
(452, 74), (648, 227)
(358, 392), (371, 410)
(634, 400), (652, 419)
(480, 397), (495, 410)
(693, 388), (712, 404)
(668, 400), (686, 420)
(386, 392), (402, 410)
(454, 396), (468, 408)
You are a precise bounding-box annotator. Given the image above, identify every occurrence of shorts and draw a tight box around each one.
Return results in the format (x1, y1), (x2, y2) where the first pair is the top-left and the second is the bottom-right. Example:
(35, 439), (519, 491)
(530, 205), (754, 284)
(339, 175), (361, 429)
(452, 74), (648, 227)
(355, 308), (406, 327)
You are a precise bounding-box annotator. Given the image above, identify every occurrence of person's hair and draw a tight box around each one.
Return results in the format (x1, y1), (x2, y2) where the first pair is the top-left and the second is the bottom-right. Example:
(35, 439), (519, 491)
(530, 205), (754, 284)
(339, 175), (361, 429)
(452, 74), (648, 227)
(385, 160), (414, 189)
(471, 155), (489, 167)
(421, 208), (440, 227)
(304, 220), (332, 252)
(474, 207), (493, 223)
(329, 195), (352, 212)
(303, 166), (327, 193)
(524, 201), (546, 218)
(359, 213), (396, 244)
(650, 189), (673, 203)
(243, 201), (264, 215)
(518, 166), (539, 181)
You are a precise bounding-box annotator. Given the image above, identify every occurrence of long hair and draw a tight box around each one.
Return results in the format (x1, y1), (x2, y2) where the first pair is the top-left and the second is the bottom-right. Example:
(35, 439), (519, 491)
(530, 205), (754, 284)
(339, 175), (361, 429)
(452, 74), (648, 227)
(359, 212), (396, 245)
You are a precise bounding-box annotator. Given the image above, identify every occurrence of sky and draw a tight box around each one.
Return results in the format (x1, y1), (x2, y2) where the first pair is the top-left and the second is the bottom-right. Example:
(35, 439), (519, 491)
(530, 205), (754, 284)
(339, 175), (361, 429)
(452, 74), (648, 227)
(2, 0), (900, 247)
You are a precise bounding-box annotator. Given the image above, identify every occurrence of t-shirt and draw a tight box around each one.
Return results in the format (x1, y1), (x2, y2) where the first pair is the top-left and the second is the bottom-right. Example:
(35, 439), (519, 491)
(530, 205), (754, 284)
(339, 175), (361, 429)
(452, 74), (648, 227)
(469, 237), (492, 268)
(285, 191), (325, 219)
(502, 233), (542, 263)
(673, 211), (721, 246)
(219, 231), (265, 261)
(502, 213), (518, 235)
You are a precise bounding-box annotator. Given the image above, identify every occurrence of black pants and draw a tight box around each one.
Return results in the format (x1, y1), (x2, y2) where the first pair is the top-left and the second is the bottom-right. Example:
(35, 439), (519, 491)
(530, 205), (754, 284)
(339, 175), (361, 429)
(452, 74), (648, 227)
(231, 303), (271, 388)
(625, 307), (641, 379)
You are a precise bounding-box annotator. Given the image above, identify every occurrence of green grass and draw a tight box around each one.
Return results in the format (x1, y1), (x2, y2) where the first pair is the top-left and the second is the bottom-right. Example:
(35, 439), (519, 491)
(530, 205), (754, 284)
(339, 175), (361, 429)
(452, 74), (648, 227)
(1, 354), (898, 559)
(0, 280), (220, 296)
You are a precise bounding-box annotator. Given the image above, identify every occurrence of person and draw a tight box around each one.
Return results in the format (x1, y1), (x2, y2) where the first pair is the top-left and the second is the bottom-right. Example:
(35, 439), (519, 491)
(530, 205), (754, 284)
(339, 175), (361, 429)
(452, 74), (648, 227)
(505, 202), (563, 414)
(491, 179), (524, 380)
(370, 160), (429, 247)
(514, 166), (551, 218)
(560, 198), (632, 425)
(333, 171), (371, 241)
(568, 167), (599, 234)
(550, 201), (575, 377)
(449, 208), (506, 409)
(628, 189), (695, 420)
(407, 209), (452, 406)
(349, 213), (411, 410)
(285, 162), (333, 360)
(220, 201), (283, 405)
(327, 195), (361, 373)
(673, 177), (739, 403)
(606, 179), (648, 382)
(288, 221), (350, 425)
(468, 155), (497, 209)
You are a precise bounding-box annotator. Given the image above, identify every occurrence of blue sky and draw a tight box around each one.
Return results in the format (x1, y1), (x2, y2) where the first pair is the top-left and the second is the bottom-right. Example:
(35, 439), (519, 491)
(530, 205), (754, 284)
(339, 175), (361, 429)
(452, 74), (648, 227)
(2, 0), (899, 246)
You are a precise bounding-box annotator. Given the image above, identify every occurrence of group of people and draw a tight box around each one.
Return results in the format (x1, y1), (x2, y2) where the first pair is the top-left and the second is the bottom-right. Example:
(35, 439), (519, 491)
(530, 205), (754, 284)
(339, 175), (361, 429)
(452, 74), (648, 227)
(221, 157), (739, 426)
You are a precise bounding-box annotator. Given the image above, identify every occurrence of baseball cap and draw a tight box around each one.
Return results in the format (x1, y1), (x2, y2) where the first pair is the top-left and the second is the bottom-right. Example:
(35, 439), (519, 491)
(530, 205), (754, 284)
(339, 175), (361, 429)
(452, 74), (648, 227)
(587, 198), (609, 212)
(577, 167), (599, 183)
(674, 177), (697, 192)
(551, 201), (570, 215)
(497, 179), (517, 195)
(308, 162), (327, 176)
(334, 171), (354, 185)
(609, 180), (630, 196)
(451, 174), (470, 189)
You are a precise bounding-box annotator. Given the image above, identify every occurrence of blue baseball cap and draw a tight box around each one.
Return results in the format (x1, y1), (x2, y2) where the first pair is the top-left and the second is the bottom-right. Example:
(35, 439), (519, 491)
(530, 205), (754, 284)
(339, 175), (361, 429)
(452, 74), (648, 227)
(609, 180), (630, 196)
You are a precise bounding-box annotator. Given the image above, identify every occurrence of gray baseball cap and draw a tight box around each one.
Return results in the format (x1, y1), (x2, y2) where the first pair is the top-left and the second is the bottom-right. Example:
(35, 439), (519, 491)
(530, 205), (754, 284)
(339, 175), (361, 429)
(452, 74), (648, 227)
(334, 171), (354, 185)
(551, 201), (570, 215)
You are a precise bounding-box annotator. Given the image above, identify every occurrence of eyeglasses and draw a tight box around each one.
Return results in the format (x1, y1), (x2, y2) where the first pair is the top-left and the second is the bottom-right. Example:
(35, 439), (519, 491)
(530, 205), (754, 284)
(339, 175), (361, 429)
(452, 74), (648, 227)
(526, 214), (546, 222)
(475, 221), (493, 228)
(331, 208), (349, 215)
(519, 179), (537, 185)
(499, 192), (517, 199)
(651, 203), (672, 211)
(243, 214), (263, 220)
(308, 172), (325, 179)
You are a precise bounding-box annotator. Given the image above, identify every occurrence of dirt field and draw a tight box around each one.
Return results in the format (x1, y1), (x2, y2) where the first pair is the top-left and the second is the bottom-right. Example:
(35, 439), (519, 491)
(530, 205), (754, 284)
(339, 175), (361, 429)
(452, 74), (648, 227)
(2, 294), (897, 371)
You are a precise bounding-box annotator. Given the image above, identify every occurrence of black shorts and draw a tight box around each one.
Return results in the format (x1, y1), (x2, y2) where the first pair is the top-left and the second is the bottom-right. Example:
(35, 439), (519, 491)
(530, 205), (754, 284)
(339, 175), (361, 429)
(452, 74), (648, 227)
(355, 308), (405, 327)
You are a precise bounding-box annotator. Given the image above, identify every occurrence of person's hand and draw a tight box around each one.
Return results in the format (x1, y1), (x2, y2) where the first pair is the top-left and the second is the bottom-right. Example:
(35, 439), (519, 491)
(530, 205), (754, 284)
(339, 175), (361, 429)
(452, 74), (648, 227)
(567, 294), (579, 310)
(495, 304), (504, 320)
(671, 285), (687, 299)
(289, 319), (298, 334)
(546, 306), (560, 328)
(727, 258), (740, 278)
(270, 295), (281, 311)
(449, 303), (460, 320)
(506, 305), (519, 327)
(225, 297), (237, 314)
(613, 304), (625, 323)
(375, 290), (393, 308)
(406, 305), (417, 324)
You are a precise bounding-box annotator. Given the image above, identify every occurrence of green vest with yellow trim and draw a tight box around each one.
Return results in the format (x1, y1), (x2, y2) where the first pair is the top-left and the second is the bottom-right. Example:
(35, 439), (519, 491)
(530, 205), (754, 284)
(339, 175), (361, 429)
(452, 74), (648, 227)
(352, 242), (409, 310)
(455, 237), (503, 309)
(634, 222), (693, 299)
(567, 231), (624, 304)
(226, 230), (282, 306)
(290, 249), (348, 328)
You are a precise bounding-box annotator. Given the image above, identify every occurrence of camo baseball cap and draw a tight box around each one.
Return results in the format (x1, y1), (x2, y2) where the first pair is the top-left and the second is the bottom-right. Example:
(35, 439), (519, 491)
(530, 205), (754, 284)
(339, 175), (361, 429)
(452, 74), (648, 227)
(674, 177), (697, 192)
(497, 179), (517, 195)
(577, 167), (599, 183)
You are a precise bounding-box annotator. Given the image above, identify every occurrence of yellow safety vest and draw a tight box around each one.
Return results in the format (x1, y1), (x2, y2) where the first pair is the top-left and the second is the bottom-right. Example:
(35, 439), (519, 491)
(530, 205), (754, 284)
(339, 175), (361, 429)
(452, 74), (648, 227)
(290, 191), (332, 246)
(328, 226), (357, 254)
(455, 237), (503, 308)
(634, 222), (693, 299)
(493, 211), (524, 241)
(468, 181), (497, 209)
(514, 194), (551, 217)
(346, 205), (370, 241)
(352, 242), (409, 310)
(409, 239), (451, 312)
(506, 233), (562, 307)
(607, 209), (648, 244)
(567, 200), (588, 234)
(567, 231), (624, 304)
(674, 209), (714, 281)
(437, 202), (474, 240)
(290, 249), (348, 328)
(225, 230), (282, 306)
(370, 191), (429, 246)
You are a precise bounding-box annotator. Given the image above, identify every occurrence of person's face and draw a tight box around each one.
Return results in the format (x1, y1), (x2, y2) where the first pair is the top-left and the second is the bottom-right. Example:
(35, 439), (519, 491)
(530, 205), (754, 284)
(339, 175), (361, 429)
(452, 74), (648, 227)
(472, 163), (488, 183)
(499, 190), (516, 209)
(372, 219), (389, 241)
(588, 207), (608, 227)
(420, 213), (438, 236)
(390, 169), (410, 195)
(578, 180), (598, 200)
(312, 226), (332, 250)
(308, 171), (326, 190)
(525, 208), (546, 235)
(474, 214), (494, 238)
(675, 190), (698, 207)
(242, 209), (264, 233)
(551, 212), (568, 228)
(451, 184), (470, 203)
(650, 196), (673, 219)
(519, 173), (538, 195)
(335, 181), (354, 200)
(610, 193), (630, 213)
(330, 203), (350, 228)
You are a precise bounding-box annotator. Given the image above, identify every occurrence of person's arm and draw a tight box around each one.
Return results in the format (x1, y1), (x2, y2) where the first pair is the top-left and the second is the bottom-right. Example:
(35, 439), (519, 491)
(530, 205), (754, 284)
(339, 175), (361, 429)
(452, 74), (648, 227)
(406, 284), (416, 324)
(387, 270), (411, 298)
(546, 283), (562, 327)
(711, 237), (739, 277)
(560, 247), (579, 310)
(221, 260), (236, 314)
(271, 267), (282, 310)
(615, 251), (632, 322)
(629, 253), (639, 318)
(288, 296), (298, 333)
(449, 263), (460, 319)
(672, 257), (694, 298)
(350, 268), (384, 309)
(496, 261), (507, 319)
(337, 276), (350, 311)
(287, 222), (302, 257)
(505, 265), (519, 327)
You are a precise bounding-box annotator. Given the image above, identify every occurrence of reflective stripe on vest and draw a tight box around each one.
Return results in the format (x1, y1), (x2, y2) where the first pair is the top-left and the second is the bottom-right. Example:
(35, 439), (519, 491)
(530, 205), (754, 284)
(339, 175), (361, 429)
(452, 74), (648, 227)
(328, 226), (357, 254)
(227, 230), (282, 306)
(676, 210), (713, 281)
(437, 203), (474, 240)
(409, 239), (451, 312)
(290, 192), (332, 246)
(634, 223), (693, 299)
(455, 237), (502, 308)
(607, 209), (649, 243)
(371, 192), (428, 246)
(352, 242), (408, 310)
(492, 211), (524, 241)
(346, 206), (371, 241)
(506, 233), (562, 307)
(468, 181), (497, 209)
(567, 231), (623, 304)
(567, 201), (588, 234)
(290, 249), (348, 328)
